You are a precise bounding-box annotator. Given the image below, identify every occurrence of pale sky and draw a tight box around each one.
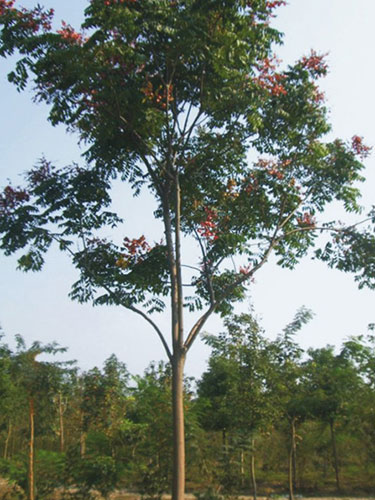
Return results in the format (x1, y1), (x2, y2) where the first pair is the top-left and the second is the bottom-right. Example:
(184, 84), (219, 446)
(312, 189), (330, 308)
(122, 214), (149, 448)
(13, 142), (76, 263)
(0, 0), (374, 377)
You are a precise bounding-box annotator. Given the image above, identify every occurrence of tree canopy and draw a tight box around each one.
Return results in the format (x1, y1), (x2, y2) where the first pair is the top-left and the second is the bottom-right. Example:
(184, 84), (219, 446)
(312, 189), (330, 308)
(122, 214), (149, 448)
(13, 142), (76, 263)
(1, 1), (374, 324)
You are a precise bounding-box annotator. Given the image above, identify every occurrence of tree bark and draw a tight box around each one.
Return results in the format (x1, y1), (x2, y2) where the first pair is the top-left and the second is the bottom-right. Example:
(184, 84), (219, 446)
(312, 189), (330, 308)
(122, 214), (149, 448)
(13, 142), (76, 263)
(240, 449), (245, 487)
(288, 420), (295, 500)
(222, 429), (227, 452)
(172, 352), (186, 500)
(28, 397), (35, 500)
(288, 444), (294, 500)
(3, 420), (12, 459)
(80, 431), (87, 459)
(250, 438), (257, 500)
(330, 419), (340, 491)
(291, 418), (297, 490)
(58, 392), (65, 453)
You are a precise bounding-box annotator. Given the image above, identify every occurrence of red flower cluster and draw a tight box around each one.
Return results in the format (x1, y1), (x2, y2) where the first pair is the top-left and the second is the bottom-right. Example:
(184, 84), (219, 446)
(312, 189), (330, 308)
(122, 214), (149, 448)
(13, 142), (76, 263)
(311, 83), (325, 103)
(35, 8), (54, 31)
(19, 8), (54, 32)
(198, 207), (219, 241)
(123, 235), (151, 256)
(239, 264), (252, 275)
(142, 80), (174, 110)
(257, 158), (285, 179)
(57, 21), (84, 44)
(0, 3), (54, 32)
(300, 50), (328, 77)
(265, 1), (287, 10)
(116, 235), (152, 269)
(254, 56), (287, 96)
(297, 212), (316, 228)
(242, 172), (258, 194)
(0, 186), (30, 216)
(0, 0), (15, 15)
(351, 135), (372, 159)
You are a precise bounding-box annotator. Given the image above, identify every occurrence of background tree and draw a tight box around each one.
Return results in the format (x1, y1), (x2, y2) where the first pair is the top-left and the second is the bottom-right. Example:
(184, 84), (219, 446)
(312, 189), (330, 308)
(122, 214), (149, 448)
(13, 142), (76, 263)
(267, 307), (313, 500)
(1, 324), (375, 496)
(302, 344), (365, 492)
(4, 335), (72, 500)
(72, 354), (129, 460)
(129, 362), (173, 499)
(1, 2), (375, 499)
(198, 313), (274, 498)
(0, 328), (18, 462)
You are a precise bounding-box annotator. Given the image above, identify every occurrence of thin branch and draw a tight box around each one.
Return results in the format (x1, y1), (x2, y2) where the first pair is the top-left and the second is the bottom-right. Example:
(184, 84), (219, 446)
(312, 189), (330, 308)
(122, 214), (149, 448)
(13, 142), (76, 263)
(194, 228), (215, 306)
(278, 198), (304, 231)
(127, 304), (172, 361)
(139, 153), (163, 198)
(181, 107), (204, 152)
(184, 225), (281, 352)
(181, 264), (202, 273)
(184, 304), (216, 352)
(180, 101), (195, 138)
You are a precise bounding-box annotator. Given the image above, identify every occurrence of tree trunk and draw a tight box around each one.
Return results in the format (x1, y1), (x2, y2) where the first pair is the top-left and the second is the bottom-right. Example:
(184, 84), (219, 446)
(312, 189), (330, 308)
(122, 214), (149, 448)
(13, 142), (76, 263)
(80, 431), (87, 459)
(288, 420), (294, 500)
(222, 429), (227, 453)
(330, 419), (340, 491)
(288, 444), (294, 500)
(240, 449), (245, 488)
(172, 352), (186, 500)
(3, 420), (12, 459)
(58, 393), (65, 453)
(291, 418), (297, 490)
(28, 397), (35, 500)
(250, 438), (257, 500)
(80, 408), (87, 458)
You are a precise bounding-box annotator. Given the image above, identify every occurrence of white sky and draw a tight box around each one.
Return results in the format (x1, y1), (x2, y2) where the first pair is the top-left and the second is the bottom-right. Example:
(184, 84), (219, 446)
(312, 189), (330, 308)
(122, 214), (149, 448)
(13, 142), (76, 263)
(0, 0), (374, 377)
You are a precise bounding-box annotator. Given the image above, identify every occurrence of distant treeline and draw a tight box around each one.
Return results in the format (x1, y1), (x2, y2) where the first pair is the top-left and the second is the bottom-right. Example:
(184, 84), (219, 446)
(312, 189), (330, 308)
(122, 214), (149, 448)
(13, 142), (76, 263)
(0, 309), (375, 499)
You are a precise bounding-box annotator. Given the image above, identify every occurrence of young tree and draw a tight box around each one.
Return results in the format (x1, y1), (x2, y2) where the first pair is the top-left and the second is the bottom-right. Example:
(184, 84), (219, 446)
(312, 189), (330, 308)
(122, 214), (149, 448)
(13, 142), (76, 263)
(342, 331), (375, 474)
(0, 329), (19, 461)
(302, 345), (364, 492)
(267, 307), (313, 500)
(130, 362), (174, 498)
(198, 313), (274, 497)
(1, 2), (375, 498)
(78, 355), (129, 458)
(8, 335), (71, 500)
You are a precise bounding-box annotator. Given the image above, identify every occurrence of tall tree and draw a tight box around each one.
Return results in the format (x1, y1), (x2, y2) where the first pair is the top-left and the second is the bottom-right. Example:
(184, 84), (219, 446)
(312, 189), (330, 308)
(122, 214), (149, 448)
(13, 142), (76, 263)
(1, 2), (375, 498)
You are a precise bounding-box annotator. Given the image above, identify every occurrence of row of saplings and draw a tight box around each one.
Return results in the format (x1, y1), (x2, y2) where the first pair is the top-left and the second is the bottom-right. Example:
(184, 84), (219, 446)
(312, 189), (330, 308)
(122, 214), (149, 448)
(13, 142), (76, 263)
(0, 312), (375, 499)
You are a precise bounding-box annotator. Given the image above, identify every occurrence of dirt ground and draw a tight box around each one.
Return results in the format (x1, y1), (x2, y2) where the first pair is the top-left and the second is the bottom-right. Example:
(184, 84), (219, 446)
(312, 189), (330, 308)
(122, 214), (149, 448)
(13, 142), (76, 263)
(1, 480), (374, 500)
(108, 495), (375, 500)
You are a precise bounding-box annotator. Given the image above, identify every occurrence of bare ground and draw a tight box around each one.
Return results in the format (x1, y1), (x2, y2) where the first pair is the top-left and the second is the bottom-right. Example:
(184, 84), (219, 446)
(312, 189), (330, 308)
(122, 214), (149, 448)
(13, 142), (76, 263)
(1, 480), (375, 500)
